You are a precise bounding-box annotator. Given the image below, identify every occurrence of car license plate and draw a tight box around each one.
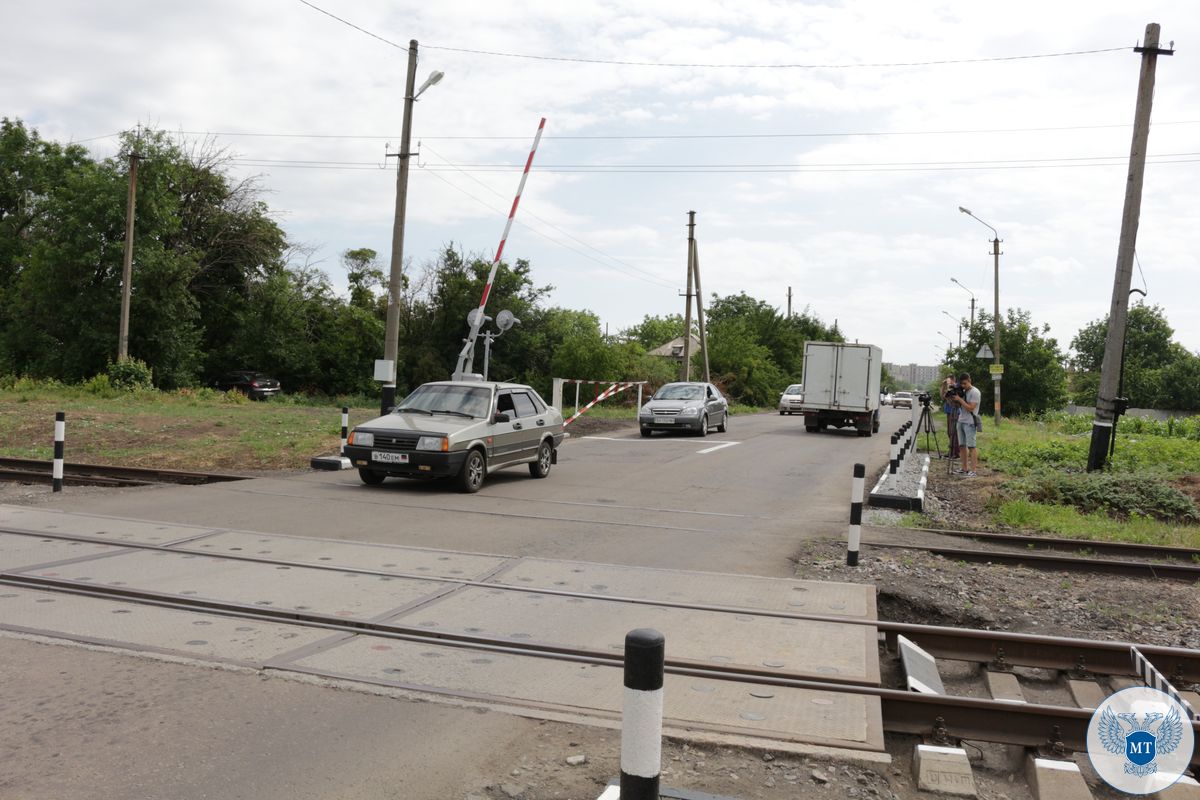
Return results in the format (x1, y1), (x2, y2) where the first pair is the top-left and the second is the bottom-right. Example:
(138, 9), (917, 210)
(371, 451), (409, 464)
(653, 416), (675, 424)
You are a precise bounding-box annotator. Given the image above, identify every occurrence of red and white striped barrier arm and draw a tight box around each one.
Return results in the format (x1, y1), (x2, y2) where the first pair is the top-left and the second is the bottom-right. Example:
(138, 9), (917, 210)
(564, 382), (637, 426)
(455, 118), (546, 376)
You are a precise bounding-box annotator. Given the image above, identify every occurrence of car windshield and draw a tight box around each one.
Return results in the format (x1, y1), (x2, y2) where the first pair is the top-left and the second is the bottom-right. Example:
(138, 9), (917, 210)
(784, 385), (803, 395)
(653, 384), (703, 400)
(395, 384), (491, 418)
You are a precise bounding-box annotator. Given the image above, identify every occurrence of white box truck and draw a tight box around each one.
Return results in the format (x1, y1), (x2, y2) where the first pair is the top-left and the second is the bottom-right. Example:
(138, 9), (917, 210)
(798, 341), (882, 436)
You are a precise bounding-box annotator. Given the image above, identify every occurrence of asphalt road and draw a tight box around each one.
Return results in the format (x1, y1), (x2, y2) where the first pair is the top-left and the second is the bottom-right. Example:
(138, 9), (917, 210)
(0, 407), (910, 800)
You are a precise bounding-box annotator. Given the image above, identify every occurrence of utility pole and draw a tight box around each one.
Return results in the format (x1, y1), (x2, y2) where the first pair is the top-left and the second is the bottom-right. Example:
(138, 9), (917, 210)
(991, 235), (1002, 428)
(679, 211), (696, 381)
(786, 286), (792, 318)
(1087, 22), (1172, 472)
(117, 148), (141, 361)
(693, 240), (710, 383)
(381, 40), (421, 416)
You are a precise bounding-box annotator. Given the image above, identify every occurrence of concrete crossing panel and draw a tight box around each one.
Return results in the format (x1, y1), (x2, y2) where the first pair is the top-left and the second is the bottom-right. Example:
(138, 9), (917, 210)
(16, 549), (455, 621)
(285, 633), (885, 753)
(489, 557), (876, 619)
(390, 586), (879, 684)
(172, 530), (509, 580)
(0, 504), (216, 545)
(0, 585), (330, 665)
(0, 532), (125, 571)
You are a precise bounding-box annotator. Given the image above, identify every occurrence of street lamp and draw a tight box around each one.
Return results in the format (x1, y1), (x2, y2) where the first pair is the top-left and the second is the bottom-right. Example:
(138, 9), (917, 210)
(380, 40), (443, 415)
(940, 311), (962, 346)
(949, 277), (976, 326)
(959, 206), (1002, 427)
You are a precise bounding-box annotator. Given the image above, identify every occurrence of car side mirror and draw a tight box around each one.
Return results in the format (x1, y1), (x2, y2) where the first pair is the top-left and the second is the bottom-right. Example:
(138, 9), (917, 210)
(493, 411), (511, 423)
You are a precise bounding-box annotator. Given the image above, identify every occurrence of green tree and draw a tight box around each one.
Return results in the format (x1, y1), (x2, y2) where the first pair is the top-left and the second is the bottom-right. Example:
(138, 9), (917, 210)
(342, 247), (385, 313)
(944, 308), (1068, 417)
(623, 314), (685, 350)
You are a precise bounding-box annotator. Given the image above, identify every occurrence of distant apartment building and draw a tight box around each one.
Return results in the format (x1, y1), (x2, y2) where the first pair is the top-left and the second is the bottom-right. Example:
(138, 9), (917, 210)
(885, 362), (939, 387)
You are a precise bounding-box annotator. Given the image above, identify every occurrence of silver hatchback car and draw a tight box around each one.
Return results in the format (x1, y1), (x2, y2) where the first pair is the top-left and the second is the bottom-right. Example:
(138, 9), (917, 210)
(344, 380), (565, 493)
(639, 382), (729, 437)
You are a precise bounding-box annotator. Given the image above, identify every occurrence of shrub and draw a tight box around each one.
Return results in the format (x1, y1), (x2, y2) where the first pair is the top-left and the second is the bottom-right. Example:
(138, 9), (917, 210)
(1002, 472), (1198, 522)
(81, 374), (119, 398)
(106, 359), (154, 391)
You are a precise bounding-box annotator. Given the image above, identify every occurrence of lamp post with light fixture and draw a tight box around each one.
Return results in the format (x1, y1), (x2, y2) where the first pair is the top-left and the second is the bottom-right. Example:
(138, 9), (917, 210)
(950, 277), (976, 326)
(958, 206), (1002, 427)
(941, 311), (962, 347)
(380, 40), (443, 415)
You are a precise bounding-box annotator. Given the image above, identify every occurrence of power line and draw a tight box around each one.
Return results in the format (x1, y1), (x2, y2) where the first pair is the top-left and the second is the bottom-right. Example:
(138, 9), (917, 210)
(418, 168), (678, 291)
(297, 0), (1127, 70)
(420, 142), (677, 288)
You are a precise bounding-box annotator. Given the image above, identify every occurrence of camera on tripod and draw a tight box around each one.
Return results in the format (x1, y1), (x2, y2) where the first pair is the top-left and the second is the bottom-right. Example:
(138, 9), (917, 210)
(945, 385), (967, 400)
(917, 391), (933, 406)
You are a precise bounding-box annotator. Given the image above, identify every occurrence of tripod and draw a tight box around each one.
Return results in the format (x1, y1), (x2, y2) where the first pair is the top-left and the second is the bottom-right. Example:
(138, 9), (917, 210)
(916, 400), (944, 469)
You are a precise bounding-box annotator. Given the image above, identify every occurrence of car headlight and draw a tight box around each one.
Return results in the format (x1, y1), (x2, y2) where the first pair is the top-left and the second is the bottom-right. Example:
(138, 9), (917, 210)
(416, 436), (448, 452)
(678, 407), (699, 417)
(348, 430), (373, 447)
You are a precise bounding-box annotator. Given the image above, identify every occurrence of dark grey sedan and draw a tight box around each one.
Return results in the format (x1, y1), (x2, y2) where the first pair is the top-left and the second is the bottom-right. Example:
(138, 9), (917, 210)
(638, 382), (729, 437)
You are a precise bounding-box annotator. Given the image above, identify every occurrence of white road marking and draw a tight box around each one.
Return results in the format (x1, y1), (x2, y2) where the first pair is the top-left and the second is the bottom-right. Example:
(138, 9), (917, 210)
(696, 441), (740, 454)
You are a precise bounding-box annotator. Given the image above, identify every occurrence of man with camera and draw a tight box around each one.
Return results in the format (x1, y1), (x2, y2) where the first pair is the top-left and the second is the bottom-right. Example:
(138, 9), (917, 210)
(940, 375), (960, 460)
(950, 372), (982, 477)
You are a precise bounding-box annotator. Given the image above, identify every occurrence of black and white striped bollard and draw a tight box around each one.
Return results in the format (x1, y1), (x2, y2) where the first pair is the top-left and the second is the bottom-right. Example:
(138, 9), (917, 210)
(847, 462), (865, 566)
(621, 628), (664, 800)
(52, 411), (65, 492)
(340, 406), (349, 455)
(889, 434), (900, 474)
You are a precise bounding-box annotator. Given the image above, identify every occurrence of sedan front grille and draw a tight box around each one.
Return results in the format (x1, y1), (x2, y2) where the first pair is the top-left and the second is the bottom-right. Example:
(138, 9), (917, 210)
(650, 408), (681, 416)
(374, 432), (421, 450)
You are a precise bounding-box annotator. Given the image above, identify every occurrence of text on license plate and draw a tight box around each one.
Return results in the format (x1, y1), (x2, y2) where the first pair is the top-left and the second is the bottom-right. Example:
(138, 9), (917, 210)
(653, 416), (675, 424)
(371, 451), (409, 464)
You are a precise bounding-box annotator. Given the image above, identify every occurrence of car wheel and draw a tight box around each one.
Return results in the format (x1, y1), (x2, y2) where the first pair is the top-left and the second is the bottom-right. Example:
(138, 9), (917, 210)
(779, 410), (785, 416)
(456, 449), (487, 493)
(358, 468), (386, 486)
(806, 426), (818, 433)
(716, 412), (727, 433)
(529, 440), (553, 478)
(640, 427), (652, 437)
(697, 414), (708, 437)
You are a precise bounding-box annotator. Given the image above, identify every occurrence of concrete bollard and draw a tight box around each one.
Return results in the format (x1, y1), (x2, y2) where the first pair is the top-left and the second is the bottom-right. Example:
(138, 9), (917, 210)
(847, 462), (865, 566)
(52, 411), (65, 492)
(340, 406), (349, 455)
(620, 628), (664, 800)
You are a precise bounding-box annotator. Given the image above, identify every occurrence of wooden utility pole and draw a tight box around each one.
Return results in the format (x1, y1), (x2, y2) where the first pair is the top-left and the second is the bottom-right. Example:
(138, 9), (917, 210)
(1087, 23), (1172, 472)
(680, 211), (696, 381)
(693, 241), (710, 383)
(117, 149), (141, 361)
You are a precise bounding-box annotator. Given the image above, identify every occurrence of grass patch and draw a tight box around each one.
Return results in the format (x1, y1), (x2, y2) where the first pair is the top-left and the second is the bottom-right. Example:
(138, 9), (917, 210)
(976, 416), (1200, 547)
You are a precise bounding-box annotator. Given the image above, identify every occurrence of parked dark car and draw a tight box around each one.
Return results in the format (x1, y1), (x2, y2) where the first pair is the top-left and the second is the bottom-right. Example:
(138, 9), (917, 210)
(213, 371), (281, 400)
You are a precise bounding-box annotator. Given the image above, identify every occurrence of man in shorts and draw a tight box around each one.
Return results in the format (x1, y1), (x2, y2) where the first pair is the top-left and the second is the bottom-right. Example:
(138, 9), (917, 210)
(952, 372), (981, 477)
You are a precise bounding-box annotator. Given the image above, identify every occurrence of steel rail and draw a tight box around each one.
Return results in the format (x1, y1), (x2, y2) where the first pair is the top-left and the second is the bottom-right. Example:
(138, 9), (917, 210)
(870, 523), (1200, 562)
(870, 541), (1200, 581)
(0, 457), (250, 485)
(2, 572), (1198, 769)
(3, 524), (1198, 683)
(0, 469), (152, 488)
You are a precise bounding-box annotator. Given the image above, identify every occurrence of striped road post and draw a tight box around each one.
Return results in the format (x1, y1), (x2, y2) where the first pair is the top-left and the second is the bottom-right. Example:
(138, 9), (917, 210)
(340, 406), (349, 455)
(620, 628), (665, 800)
(847, 462), (865, 566)
(52, 411), (65, 492)
(889, 434), (900, 474)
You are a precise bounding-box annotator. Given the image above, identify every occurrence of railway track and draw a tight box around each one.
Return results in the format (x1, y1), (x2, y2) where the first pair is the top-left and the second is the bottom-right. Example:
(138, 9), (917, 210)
(880, 523), (1200, 562)
(0, 457), (250, 487)
(2, 523), (1198, 770)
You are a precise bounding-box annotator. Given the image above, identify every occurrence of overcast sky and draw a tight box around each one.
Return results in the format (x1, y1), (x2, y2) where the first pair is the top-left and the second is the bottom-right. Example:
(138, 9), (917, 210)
(5, 1), (1197, 367)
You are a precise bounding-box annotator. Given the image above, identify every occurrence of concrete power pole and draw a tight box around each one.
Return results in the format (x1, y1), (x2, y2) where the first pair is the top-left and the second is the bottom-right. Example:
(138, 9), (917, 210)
(381, 39), (421, 416)
(1087, 23), (1173, 472)
(117, 149), (140, 361)
(679, 211), (696, 381)
(693, 240), (710, 383)
(787, 286), (792, 318)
